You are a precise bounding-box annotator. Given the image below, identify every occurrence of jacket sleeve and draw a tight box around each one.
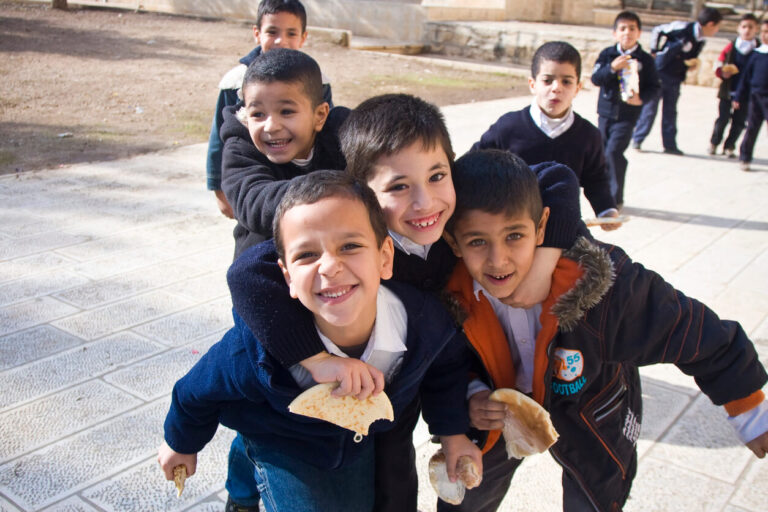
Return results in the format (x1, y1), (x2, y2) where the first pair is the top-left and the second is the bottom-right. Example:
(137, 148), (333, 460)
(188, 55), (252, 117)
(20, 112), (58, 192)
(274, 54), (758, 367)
(530, 161), (582, 250)
(227, 240), (326, 367)
(471, 113), (513, 152)
(163, 329), (255, 453)
(419, 326), (472, 436)
(206, 89), (240, 191)
(590, 49), (617, 87)
(579, 130), (617, 215)
(603, 252), (767, 410)
(220, 109), (295, 240)
(639, 53), (661, 105)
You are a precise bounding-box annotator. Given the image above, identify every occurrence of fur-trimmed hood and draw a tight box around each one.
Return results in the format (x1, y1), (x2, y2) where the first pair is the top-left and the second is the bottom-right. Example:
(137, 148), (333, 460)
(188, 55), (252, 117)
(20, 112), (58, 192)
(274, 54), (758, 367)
(443, 236), (615, 332)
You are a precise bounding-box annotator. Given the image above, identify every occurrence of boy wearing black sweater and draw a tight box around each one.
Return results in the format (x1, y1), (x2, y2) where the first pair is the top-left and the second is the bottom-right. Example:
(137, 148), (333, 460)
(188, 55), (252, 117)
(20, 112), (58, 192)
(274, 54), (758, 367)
(734, 19), (768, 172)
(472, 41), (621, 228)
(591, 11), (660, 206)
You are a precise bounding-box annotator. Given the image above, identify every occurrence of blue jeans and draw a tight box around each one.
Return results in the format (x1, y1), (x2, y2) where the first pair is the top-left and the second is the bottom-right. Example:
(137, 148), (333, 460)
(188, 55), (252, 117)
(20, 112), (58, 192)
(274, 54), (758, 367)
(633, 75), (681, 150)
(242, 435), (375, 512)
(226, 434), (261, 507)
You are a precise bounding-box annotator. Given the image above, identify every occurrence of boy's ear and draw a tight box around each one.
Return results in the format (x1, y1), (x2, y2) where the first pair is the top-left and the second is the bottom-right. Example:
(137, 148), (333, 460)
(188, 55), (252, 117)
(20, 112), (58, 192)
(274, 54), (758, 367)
(298, 31), (308, 47)
(379, 236), (395, 281)
(528, 76), (536, 93)
(252, 25), (261, 44)
(442, 231), (463, 258)
(313, 102), (330, 132)
(536, 207), (550, 246)
(277, 258), (300, 299)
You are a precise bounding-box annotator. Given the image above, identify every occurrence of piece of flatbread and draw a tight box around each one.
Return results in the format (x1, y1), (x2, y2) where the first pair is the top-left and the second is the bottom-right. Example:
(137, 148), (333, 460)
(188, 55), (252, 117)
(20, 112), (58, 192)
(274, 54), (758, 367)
(428, 451), (482, 505)
(722, 63), (739, 75)
(489, 388), (559, 459)
(288, 382), (394, 436)
(173, 464), (186, 498)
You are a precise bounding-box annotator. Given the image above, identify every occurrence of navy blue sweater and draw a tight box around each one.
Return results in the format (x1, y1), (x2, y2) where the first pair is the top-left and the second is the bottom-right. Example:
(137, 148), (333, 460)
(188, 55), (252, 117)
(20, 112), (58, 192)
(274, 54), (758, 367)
(591, 44), (661, 121)
(163, 272), (471, 470)
(471, 107), (616, 215)
(736, 49), (768, 104)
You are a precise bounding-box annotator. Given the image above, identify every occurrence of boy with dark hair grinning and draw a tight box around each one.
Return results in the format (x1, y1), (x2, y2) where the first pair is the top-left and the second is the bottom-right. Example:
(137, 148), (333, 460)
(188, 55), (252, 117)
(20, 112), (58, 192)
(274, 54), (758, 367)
(206, 0), (333, 219)
(226, 93), (588, 511)
(221, 47), (347, 259)
(438, 148), (768, 512)
(473, 41), (621, 227)
(159, 170), (480, 512)
(591, 10), (660, 207)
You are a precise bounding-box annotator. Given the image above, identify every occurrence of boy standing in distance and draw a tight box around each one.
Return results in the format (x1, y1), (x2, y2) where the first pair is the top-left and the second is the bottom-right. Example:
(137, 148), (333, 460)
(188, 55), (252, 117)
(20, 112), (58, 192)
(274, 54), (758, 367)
(206, 0), (333, 219)
(158, 171), (481, 512)
(439, 149), (768, 512)
(227, 94), (587, 511)
(709, 13), (759, 158)
(472, 42), (621, 228)
(734, 19), (768, 172)
(221, 48), (347, 259)
(632, 7), (722, 155)
(591, 11), (660, 207)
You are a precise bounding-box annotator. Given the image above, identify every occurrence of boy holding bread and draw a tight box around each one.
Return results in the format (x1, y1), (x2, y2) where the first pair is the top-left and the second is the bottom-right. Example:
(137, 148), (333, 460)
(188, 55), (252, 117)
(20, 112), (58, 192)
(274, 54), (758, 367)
(439, 149), (768, 512)
(158, 171), (480, 511)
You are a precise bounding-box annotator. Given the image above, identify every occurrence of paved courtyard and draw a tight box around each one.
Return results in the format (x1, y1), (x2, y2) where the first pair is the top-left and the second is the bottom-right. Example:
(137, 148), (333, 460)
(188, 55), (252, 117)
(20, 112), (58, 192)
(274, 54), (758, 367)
(0, 83), (766, 511)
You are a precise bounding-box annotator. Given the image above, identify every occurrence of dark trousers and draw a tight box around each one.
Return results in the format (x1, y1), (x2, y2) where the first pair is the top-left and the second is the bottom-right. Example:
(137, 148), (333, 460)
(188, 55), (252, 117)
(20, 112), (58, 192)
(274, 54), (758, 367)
(374, 395), (421, 512)
(739, 92), (768, 163)
(436, 440), (596, 512)
(710, 97), (748, 149)
(599, 115), (638, 205)
(633, 75), (681, 150)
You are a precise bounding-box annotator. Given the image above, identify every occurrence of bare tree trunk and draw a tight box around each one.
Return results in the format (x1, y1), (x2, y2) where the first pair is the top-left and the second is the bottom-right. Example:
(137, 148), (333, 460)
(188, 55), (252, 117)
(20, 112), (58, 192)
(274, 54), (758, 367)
(52, 0), (68, 10)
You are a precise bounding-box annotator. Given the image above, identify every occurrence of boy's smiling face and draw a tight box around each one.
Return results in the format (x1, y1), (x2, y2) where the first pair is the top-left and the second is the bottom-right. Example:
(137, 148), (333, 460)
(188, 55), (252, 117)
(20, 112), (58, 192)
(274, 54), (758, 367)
(366, 142), (456, 246)
(253, 12), (307, 52)
(614, 20), (641, 50)
(243, 80), (329, 164)
(529, 59), (582, 119)
(445, 208), (549, 299)
(278, 196), (394, 346)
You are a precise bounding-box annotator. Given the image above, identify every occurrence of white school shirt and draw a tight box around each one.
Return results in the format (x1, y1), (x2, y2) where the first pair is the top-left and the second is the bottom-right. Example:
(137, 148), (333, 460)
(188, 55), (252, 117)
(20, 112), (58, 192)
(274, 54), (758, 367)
(289, 286), (408, 389)
(529, 100), (575, 139)
(389, 230), (432, 260)
(466, 282), (542, 396)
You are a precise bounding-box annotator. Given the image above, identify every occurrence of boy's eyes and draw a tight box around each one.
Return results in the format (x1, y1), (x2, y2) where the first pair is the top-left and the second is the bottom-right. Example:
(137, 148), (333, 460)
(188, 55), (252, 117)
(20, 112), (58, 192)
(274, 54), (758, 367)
(293, 251), (318, 262)
(341, 243), (362, 251)
(429, 172), (447, 182)
(507, 232), (523, 241)
(385, 183), (408, 192)
(467, 238), (486, 247)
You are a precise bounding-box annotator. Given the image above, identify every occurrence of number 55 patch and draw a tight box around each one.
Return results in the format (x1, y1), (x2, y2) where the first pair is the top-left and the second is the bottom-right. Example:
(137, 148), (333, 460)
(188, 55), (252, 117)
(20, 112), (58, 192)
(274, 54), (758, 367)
(553, 348), (583, 382)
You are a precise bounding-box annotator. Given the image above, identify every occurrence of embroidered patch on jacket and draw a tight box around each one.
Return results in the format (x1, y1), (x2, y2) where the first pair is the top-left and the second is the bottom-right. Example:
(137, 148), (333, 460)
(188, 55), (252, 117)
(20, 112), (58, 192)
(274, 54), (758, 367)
(623, 408), (641, 444)
(553, 348), (583, 382)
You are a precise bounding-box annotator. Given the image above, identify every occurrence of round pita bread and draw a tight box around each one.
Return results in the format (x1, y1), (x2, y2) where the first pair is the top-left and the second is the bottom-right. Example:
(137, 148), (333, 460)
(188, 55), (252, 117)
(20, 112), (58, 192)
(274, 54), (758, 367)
(489, 388), (559, 459)
(428, 451), (481, 505)
(288, 382), (394, 436)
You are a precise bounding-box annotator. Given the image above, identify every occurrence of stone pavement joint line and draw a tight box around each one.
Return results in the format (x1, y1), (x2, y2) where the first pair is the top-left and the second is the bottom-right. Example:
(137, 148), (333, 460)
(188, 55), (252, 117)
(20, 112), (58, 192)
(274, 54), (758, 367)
(0, 85), (766, 511)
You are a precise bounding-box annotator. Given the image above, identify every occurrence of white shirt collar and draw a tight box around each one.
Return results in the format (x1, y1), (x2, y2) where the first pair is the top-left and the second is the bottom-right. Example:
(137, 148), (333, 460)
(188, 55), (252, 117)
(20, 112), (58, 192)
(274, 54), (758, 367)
(617, 43), (638, 55)
(734, 37), (757, 55)
(315, 285), (408, 361)
(694, 22), (703, 42)
(292, 147), (314, 168)
(530, 100), (575, 139)
(389, 230), (432, 260)
(754, 44), (768, 54)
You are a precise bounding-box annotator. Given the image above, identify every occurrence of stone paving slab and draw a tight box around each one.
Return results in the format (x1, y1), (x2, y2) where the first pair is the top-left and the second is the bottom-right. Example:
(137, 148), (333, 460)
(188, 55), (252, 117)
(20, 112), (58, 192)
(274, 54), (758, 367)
(0, 83), (766, 511)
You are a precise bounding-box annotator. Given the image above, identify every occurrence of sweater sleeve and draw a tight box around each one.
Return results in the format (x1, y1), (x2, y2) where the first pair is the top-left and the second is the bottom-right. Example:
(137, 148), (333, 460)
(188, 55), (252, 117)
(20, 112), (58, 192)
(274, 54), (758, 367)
(579, 126), (617, 215)
(471, 112), (516, 152)
(603, 252), (768, 408)
(530, 161), (582, 249)
(227, 240), (325, 367)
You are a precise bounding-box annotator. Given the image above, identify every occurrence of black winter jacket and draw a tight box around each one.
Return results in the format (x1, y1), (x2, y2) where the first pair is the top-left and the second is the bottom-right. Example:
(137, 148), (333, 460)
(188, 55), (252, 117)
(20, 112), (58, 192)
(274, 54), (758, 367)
(591, 44), (661, 121)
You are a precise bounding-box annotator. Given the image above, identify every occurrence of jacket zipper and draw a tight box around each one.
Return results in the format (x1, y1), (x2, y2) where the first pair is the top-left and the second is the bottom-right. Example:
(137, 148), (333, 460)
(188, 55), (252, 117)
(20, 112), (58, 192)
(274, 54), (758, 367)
(593, 382), (627, 423)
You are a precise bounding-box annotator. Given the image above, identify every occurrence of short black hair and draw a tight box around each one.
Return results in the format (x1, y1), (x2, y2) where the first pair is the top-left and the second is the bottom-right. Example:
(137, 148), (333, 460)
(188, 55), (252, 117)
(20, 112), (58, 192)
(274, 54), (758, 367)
(273, 170), (389, 262)
(242, 48), (323, 106)
(614, 10), (641, 30)
(446, 150), (543, 235)
(339, 94), (455, 182)
(531, 41), (582, 81)
(256, 0), (307, 32)
(739, 13), (758, 24)
(697, 7), (723, 26)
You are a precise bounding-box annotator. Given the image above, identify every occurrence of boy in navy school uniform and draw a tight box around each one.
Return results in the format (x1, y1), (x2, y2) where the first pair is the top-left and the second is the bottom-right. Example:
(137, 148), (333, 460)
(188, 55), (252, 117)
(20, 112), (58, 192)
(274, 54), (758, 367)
(158, 171), (481, 512)
(591, 10), (660, 207)
(438, 149), (768, 512)
(708, 13), (759, 158)
(472, 41), (622, 229)
(734, 19), (768, 172)
(206, 0), (333, 219)
(632, 7), (722, 155)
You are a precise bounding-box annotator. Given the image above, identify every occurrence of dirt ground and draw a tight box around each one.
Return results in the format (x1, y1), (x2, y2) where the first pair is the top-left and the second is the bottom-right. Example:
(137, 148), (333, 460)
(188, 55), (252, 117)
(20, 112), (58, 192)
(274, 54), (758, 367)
(0, 1), (526, 175)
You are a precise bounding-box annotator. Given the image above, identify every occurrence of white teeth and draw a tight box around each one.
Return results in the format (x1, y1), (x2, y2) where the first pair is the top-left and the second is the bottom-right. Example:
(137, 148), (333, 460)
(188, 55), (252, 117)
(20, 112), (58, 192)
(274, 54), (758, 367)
(411, 217), (438, 228)
(492, 274), (510, 280)
(321, 287), (350, 298)
(266, 139), (288, 147)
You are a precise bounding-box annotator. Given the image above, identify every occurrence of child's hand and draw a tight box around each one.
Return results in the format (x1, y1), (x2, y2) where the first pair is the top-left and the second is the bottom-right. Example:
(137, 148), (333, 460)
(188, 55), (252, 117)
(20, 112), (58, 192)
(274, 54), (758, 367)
(439, 434), (483, 483)
(611, 54), (631, 72)
(300, 352), (385, 400)
(732, 101), (741, 110)
(214, 190), (234, 219)
(157, 441), (197, 481)
(500, 247), (559, 308)
(468, 390), (507, 431)
(599, 209), (622, 231)
(746, 430), (768, 458)
(625, 94), (643, 106)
